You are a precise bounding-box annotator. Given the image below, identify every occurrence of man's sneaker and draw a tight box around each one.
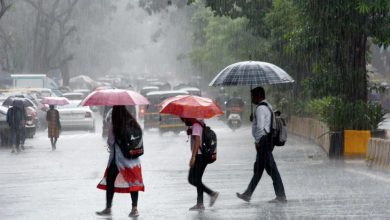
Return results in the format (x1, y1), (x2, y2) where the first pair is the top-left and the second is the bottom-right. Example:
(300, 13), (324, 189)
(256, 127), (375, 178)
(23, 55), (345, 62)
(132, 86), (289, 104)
(189, 203), (205, 211)
(268, 196), (287, 203)
(236, 192), (251, 202)
(210, 192), (219, 207)
(96, 208), (111, 216)
(129, 207), (139, 217)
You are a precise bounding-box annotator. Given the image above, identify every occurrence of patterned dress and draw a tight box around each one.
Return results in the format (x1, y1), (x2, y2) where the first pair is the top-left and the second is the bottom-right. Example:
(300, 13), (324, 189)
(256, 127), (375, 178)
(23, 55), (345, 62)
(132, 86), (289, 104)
(97, 123), (145, 193)
(47, 109), (60, 138)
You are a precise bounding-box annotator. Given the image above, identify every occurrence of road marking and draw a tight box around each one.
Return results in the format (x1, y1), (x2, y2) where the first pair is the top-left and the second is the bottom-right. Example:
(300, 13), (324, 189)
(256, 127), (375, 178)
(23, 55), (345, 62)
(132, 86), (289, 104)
(345, 168), (390, 183)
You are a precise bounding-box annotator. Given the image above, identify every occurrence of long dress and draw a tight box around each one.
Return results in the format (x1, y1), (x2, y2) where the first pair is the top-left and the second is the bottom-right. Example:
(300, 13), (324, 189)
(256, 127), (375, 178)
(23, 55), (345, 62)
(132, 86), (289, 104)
(47, 109), (60, 138)
(97, 124), (144, 193)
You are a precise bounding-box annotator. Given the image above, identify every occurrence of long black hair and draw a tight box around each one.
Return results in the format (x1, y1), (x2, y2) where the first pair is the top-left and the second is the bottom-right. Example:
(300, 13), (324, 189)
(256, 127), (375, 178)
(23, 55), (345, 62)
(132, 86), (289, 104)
(111, 105), (141, 141)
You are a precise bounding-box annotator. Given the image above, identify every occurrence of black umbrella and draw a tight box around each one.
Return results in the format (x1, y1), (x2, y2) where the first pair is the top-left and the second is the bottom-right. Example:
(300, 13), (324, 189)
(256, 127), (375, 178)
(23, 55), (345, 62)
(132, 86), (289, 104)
(2, 97), (34, 108)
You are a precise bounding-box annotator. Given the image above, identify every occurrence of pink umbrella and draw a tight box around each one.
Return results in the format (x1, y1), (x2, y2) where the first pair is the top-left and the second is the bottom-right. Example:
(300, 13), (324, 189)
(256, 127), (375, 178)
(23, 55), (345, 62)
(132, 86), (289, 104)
(41, 97), (70, 106)
(80, 89), (149, 106)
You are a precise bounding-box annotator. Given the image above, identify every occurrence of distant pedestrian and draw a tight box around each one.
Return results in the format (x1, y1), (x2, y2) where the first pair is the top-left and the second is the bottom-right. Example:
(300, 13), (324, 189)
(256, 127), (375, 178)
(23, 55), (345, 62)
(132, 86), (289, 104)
(6, 100), (27, 153)
(96, 105), (144, 217)
(46, 105), (61, 151)
(236, 86), (287, 203)
(181, 117), (219, 211)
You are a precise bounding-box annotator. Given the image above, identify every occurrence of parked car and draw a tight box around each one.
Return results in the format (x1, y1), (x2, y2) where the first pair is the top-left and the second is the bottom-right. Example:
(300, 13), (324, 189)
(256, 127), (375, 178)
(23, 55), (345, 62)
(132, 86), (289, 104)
(144, 90), (188, 135)
(0, 106), (10, 146)
(58, 100), (95, 132)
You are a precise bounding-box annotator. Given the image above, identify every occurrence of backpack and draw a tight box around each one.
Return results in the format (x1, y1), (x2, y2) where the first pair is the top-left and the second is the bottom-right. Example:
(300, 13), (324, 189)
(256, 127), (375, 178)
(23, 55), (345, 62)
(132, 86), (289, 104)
(258, 103), (287, 147)
(116, 122), (144, 159)
(195, 122), (217, 164)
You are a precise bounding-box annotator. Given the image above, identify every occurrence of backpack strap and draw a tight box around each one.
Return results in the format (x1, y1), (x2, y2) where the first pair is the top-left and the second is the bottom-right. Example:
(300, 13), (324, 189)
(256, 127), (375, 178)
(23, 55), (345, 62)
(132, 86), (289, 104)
(257, 102), (274, 133)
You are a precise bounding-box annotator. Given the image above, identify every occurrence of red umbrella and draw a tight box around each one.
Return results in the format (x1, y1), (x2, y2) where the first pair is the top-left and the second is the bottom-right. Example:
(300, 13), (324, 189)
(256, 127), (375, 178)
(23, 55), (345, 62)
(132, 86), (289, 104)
(80, 89), (149, 106)
(41, 97), (70, 106)
(160, 95), (223, 119)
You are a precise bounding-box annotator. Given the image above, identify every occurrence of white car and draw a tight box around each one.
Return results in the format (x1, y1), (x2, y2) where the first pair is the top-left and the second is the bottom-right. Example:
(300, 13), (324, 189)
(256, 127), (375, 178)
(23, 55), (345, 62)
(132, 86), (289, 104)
(62, 92), (85, 101)
(58, 100), (95, 132)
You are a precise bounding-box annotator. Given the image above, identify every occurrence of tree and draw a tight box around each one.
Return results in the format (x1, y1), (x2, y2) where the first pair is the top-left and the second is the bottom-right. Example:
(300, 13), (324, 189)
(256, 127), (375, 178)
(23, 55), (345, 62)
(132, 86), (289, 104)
(189, 1), (269, 82)
(24, 0), (79, 85)
(292, 0), (390, 102)
(0, 0), (11, 19)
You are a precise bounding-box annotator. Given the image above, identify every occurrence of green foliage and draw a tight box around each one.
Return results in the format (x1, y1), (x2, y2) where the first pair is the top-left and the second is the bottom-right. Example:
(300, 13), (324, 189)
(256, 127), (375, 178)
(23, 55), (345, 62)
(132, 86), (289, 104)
(308, 97), (385, 131)
(189, 1), (269, 82)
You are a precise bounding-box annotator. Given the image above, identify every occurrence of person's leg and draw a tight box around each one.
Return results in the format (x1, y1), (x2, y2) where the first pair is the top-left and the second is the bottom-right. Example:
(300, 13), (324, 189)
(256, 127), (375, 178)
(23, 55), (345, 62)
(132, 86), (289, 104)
(129, 192), (140, 217)
(265, 151), (286, 199)
(106, 162), (119, 209)
(244, 147), (266, 196)
(196, 156), (213, 196)
(20, 127), (25, 150)
(53, 137), (58, 150)
(130, 192), (138, 207)
(11, 130), (17, 153)
(15, 129), (21, 152)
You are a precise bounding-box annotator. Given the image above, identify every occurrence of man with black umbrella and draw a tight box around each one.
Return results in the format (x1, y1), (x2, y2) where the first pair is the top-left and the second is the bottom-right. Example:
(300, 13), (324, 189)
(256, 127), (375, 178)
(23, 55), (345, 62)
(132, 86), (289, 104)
(236, 86), (287, 203)
(6, 99), (27, 153)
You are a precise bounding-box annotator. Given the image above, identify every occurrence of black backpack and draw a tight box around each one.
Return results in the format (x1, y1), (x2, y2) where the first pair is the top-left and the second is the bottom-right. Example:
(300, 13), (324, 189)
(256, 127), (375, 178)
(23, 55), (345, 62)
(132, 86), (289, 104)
(196, 122), (217, 164)
(116, 123), (144, 159)
(258, 103), (287, 147)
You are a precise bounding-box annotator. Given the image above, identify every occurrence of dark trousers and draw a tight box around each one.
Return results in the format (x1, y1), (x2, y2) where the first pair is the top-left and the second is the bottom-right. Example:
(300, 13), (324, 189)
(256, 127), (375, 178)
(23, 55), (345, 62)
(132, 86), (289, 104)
(245, 136), (286, 198)
(188, 155), (214, 204)
(11, 128), (21, 149)
(106, 161), (138, 208)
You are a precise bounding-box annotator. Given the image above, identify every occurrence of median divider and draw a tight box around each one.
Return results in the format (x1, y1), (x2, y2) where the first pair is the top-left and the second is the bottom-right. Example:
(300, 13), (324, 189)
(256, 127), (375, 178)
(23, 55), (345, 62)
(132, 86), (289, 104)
(367, 138), (390, 169)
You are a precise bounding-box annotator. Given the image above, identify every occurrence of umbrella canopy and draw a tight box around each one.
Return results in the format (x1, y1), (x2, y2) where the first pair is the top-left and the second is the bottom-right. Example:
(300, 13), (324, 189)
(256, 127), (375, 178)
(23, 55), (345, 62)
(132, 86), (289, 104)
(41, 97), (70, 106)
(160, 95), (224, 119)
(2, 97), (34, 107)
(80, 89), (149, 106)
(209, 61), (294, 87)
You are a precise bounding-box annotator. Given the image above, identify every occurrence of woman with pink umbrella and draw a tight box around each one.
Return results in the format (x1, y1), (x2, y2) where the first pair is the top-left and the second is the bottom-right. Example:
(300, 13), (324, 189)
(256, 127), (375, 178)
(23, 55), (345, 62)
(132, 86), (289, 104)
(41, 97), (69, 151)
(81, 89), (149, 217)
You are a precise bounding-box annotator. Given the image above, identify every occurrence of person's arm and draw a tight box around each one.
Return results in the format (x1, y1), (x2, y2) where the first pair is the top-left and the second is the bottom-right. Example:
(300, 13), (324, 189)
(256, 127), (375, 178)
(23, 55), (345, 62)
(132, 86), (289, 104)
(190, 136), (200, 168)
(56, 110), (61, 130)
(107, 122), (115, 147)
(190, 123), (202, 168)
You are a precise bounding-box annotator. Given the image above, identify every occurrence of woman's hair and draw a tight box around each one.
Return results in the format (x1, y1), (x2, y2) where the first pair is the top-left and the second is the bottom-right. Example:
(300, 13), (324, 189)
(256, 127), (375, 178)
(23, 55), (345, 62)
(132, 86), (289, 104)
(111, 105), (141, 141)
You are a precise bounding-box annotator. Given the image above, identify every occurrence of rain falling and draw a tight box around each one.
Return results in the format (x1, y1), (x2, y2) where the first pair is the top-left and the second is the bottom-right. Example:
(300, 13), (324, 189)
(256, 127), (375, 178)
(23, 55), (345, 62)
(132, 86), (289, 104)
(0, 0), (389, 219)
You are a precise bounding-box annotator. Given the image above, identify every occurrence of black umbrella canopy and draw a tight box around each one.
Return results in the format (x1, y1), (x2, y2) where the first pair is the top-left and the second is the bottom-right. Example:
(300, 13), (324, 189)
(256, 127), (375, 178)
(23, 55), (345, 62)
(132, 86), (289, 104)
(2, 96), (34, 108)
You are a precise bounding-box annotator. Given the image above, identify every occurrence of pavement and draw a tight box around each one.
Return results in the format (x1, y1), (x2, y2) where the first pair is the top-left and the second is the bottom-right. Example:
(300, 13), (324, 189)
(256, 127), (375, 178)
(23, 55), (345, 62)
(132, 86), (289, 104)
(1, 116), (390, 219)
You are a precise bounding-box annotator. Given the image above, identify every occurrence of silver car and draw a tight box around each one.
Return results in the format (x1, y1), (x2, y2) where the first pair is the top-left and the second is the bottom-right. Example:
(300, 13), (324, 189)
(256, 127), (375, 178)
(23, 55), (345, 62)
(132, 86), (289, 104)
(57, 100), (95, 132)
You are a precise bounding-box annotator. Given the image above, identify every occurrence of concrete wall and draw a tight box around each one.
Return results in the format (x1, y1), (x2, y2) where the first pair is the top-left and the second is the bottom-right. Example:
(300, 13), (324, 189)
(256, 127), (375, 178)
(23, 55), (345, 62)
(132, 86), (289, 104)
(288, 116), (330, 154)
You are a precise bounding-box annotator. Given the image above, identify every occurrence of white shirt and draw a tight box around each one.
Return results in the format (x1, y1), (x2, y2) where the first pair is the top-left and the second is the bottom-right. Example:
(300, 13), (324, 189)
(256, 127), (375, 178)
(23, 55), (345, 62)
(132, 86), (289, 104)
(252, 100), (272, 144)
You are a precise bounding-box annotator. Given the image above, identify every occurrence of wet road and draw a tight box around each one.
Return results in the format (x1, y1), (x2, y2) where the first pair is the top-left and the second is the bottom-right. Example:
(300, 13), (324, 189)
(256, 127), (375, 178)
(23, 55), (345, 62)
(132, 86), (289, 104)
(1, 116), (390, 219)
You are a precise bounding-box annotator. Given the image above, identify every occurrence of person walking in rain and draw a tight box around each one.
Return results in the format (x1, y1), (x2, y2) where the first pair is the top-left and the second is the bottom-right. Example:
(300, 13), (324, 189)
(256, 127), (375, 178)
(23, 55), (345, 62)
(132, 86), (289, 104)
(181, 117), (219, 211)
(96, 105), (144, 217)
(6, 100), (27, 153)
(236, 87), (287, 203)
(46, 105), (61, 151)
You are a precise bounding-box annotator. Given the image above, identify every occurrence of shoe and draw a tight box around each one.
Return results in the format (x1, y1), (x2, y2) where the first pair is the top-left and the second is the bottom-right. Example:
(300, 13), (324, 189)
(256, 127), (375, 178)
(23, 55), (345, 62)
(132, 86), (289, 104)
(210, 192), (219, 207)
(268, 196), (287, 203)
(96, 208), (111, 216)
(129, 207), (139, 217)
(189, 203), (205, 211)
(236, 192), (251, 202)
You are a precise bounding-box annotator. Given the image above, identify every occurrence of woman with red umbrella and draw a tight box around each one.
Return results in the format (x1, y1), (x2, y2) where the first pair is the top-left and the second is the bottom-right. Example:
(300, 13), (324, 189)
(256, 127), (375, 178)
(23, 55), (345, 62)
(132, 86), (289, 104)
(160, 95), (223, 211)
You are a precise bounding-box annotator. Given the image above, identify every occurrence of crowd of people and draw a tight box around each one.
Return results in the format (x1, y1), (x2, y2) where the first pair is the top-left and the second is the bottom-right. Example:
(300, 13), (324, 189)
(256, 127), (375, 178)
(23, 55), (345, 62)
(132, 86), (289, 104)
(94, 86), (286, 217)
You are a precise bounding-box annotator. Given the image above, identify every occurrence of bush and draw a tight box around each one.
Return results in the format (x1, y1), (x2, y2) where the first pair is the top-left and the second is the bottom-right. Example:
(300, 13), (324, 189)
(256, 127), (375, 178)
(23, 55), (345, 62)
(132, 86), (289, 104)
(308, 96), (385, 131)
